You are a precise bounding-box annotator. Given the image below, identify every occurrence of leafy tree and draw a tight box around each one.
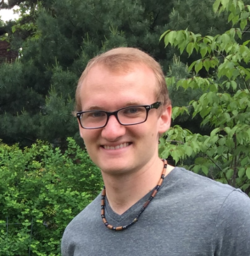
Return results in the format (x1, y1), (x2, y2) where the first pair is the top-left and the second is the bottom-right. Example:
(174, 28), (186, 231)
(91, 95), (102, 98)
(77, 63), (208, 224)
(1, 0), (176, 147)
(165, 0), (250, 109)
(160, 0), (240, 134)
(160, 0), (250, 195)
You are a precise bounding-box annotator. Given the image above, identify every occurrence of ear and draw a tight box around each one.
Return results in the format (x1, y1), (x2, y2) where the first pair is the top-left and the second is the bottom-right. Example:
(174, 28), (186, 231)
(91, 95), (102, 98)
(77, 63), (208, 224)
(158, 104), (172, 135)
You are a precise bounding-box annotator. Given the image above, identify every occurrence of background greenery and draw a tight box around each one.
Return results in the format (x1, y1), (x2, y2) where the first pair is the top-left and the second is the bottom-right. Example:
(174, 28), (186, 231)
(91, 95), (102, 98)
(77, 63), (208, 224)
(159, 0), (250, 194)
(0, 138), (102, 255)
(0, 0), (250, 255)
(1, 0), (236, 148)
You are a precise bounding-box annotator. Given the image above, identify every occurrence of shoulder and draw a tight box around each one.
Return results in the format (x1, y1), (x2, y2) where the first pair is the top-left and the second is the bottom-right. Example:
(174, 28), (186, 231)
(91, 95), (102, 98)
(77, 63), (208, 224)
(164, 167), (250, 255)
(61, 193), (102, 252)
(217, 188), (250, 222)
(163, 167), (250, 215)
(215, 189), (250, 255)
(170, 167), (240, 196)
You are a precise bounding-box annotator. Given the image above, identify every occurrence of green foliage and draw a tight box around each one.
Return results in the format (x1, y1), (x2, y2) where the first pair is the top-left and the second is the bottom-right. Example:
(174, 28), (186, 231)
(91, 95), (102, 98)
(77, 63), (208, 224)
(160, 0), (250, 195)
(0, 0), (176, 147)
(0, 138), (102, 255)
(164, 0), (233, 77)
(168, 0), (230, 35)
(2, 0), (245, 148)
(166, 56), (203, 108)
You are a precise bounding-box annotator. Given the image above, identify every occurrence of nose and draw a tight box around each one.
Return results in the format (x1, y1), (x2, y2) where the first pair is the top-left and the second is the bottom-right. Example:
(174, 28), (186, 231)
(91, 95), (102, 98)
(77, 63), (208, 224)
(101, 115), (126, 141)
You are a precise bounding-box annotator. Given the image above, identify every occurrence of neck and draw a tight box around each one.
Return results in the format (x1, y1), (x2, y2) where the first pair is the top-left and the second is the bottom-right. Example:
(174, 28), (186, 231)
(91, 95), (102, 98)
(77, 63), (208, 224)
(101, 157), (172, 215)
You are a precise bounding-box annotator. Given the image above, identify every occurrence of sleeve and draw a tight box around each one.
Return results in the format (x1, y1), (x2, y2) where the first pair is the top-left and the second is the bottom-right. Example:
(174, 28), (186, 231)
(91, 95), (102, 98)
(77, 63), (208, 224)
(215, 189), (250, 256)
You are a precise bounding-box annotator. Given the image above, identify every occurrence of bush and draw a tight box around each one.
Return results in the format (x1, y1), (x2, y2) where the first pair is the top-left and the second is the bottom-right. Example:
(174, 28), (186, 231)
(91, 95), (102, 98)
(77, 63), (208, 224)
(0, 138), (102, 255)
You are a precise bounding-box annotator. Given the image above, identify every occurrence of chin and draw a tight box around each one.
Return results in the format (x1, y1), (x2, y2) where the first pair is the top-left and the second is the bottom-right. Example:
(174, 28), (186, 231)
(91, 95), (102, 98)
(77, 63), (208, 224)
(99, 162), (129, 175)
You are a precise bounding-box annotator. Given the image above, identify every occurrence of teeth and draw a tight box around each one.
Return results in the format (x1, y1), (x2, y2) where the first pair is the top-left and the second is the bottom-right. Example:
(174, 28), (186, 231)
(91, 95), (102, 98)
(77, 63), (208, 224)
(103, 143), (129, 150)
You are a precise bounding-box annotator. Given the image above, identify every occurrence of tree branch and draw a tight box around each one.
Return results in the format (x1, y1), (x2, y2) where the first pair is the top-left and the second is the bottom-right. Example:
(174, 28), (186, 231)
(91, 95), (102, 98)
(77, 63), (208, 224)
(232, 134), (237, 187)
(206, 154), (230, 184)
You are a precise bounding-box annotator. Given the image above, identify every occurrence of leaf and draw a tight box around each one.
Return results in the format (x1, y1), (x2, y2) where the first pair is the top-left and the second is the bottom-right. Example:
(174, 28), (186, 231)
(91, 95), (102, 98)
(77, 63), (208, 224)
(203, 59), (210, 72)
(159, 30), (170, 42)
(240, 11), (250, 20)
(238, 168), (245, 178)
(224, 127), (231, 135)
(241, 184), (250, 191)
(213, 0), (221, 13)
(200, 46), (208, 58)
(211, 128), (221, 136)
(227, 28), (236, 38)
(201, 166), (209, 176)
(205, 35), (214, 42)
(179, 40), (188, 54)
(171, 149), (181, 163)
(240, 157), (249, 166)
(240, 19), (248, 30)
(228, 12), (234, 22)
(172, 107), (180, 120)
(186, 42), (194, 56)
(231, 81), (237, 90)
(163, 32), (171, 47)
(221, 0), (230, 9)
(188, 61), (196, 72)
(237, 0), (245, 11)
(185, 146), (193, 157)
(175, 31), (185, 45)
(246, 167), (250, 179)
(195, 60), (203, 73)
(243, 40), (250, 46)
(232, 110), (238, 116)
(219, 33), (231, 51)
(232, 14), (240, 26)
(168, 31), (177, 46)
(226, 168), (234, 179)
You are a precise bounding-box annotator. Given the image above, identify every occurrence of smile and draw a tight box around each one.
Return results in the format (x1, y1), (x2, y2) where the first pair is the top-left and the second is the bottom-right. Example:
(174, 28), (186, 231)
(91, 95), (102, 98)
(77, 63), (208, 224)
(103, 143), (130, 150)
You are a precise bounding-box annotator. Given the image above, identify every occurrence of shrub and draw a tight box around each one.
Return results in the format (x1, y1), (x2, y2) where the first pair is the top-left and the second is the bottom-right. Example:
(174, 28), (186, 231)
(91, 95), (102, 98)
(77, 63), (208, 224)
(0, 138), (102, 255)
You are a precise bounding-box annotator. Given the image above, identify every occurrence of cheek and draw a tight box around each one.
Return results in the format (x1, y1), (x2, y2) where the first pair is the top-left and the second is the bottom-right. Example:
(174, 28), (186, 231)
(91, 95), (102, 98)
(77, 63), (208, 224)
(81, 130), (98, 145)
(82, 133), (98, 159)
(134, 126), (158, 142)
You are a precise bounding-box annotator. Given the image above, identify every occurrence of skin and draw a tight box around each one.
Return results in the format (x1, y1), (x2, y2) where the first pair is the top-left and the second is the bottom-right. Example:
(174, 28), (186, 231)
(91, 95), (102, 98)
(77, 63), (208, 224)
(78, 63), (173, 214)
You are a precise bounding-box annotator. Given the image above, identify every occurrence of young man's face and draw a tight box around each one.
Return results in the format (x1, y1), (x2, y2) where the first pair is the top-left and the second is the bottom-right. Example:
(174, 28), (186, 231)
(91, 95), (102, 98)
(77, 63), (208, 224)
(78, 63), (171, 176)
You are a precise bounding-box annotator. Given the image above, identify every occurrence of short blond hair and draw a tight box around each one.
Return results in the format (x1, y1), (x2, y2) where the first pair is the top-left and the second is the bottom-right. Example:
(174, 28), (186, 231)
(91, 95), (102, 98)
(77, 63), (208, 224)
(75, 47), (171, 112)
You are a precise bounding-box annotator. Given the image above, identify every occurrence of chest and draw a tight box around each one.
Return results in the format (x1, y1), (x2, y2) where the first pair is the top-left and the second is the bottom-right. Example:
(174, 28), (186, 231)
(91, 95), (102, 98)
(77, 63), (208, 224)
(70, 213), (217, 256)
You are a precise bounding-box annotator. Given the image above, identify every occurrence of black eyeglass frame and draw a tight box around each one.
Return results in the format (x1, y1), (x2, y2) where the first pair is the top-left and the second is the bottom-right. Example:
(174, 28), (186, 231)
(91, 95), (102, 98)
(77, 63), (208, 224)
(76, 101), (162, 129)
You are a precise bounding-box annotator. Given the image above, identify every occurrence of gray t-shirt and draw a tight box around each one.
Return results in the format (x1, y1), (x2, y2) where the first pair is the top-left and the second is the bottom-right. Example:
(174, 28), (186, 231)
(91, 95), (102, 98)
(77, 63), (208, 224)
(61, 167), (250, 256)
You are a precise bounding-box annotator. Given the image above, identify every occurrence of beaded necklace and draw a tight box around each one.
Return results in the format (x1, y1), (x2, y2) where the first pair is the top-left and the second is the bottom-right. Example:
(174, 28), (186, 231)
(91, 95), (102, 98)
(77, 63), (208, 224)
(101, 159), (168, 231)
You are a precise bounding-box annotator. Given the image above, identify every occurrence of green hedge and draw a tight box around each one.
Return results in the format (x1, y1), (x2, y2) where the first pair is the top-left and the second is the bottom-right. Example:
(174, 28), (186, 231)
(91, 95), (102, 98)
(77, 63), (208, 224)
(0, 138), (102, 255)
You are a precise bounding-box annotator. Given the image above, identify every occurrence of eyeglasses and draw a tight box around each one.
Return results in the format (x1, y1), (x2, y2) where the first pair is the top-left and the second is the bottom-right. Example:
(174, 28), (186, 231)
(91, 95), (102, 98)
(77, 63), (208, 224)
(77, 102), (162, 129)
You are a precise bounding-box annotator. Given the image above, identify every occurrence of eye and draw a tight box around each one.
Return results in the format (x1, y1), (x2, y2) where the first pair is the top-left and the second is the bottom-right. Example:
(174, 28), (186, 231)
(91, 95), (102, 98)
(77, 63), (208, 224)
(122, 106), (144, 115)
(125, 107), (139, 114)
(85, 111), (106, 118)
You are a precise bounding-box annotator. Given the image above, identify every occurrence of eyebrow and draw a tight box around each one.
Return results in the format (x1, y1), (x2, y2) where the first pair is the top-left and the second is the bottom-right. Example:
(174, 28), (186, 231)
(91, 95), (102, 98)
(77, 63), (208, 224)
(85, 102), (143, 111)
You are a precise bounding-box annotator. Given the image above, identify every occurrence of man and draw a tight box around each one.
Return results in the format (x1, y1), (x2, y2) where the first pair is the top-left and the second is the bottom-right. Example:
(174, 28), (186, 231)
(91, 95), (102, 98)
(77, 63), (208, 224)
(61, 47), (250, 256)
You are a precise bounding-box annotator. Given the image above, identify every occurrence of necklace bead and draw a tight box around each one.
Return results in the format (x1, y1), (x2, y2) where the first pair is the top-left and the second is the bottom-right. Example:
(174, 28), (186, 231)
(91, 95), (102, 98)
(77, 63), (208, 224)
(101, 159), (168, 231)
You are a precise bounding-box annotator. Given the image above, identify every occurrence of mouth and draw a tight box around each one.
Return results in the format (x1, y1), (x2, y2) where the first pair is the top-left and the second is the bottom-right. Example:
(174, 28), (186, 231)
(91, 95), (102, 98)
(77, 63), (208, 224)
(102, 142), (131, 150)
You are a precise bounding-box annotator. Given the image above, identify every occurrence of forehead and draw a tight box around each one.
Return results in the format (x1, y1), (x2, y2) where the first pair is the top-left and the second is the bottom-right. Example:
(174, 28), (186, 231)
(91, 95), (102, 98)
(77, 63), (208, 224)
(79, 63), (158, 109)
